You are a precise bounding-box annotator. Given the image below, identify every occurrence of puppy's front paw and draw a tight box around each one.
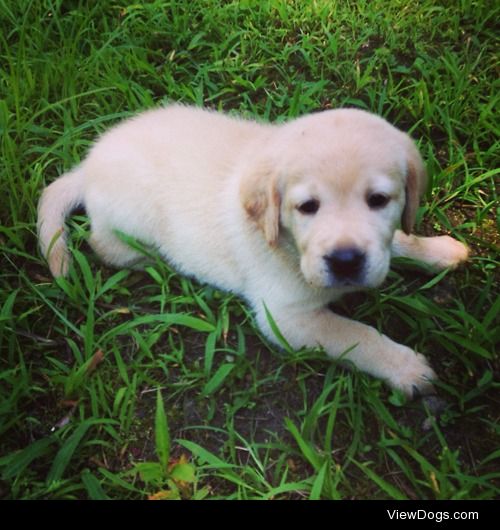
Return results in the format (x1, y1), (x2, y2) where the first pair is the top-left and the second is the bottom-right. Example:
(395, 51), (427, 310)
(388, 348), (437, 398)
(428, 235), (469, 270)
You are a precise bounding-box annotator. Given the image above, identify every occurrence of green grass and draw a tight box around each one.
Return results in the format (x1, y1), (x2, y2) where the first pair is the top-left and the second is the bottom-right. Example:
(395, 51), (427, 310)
(0, 0), (498, 500)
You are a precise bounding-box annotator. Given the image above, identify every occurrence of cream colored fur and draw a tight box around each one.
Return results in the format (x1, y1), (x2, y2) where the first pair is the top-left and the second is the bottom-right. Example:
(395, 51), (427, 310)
(37, 105), (469, 396)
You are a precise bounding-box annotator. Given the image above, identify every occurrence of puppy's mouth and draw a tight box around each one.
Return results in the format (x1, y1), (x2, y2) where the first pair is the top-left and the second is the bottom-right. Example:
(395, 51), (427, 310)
(319, 272), (388, 291)
(326, 277), (367, 288)
(304, 272), (369, 291)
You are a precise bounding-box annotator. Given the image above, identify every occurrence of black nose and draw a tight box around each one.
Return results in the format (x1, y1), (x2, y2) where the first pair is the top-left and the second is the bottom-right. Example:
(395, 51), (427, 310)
(324, 248), (366, 280)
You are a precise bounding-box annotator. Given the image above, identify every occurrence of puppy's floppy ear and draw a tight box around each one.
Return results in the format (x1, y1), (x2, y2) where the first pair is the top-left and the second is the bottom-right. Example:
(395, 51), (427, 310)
(240, 164), (280, 246)
(401, 139), (427, 235)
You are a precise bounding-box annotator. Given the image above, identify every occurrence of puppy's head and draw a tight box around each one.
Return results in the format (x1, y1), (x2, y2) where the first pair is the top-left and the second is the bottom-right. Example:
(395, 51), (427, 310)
(241, 109), (426, 290)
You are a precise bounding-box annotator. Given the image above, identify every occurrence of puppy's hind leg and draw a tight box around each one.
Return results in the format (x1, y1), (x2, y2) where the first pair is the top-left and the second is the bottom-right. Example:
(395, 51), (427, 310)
(89, 224), (148, 270)
(391, 230), (469, 271)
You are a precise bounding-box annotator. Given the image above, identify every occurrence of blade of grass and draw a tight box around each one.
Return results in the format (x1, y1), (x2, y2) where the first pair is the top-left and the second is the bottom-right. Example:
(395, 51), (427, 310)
(155, 388), (170, 473)
(81, 469), (109, 500)
(309, 461), (328, 500)
(202, 363), (235, 396)
(1, 436), (56, 480)
(46, 419), (115, 485)
(350, 459), (408, 500)
(284, 418), (322, 472)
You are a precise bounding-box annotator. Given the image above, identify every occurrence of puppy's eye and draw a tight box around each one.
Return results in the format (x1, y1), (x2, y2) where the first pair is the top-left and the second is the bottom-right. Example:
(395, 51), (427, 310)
(367, 193), (390, 209)
(297, 199), (320, 215)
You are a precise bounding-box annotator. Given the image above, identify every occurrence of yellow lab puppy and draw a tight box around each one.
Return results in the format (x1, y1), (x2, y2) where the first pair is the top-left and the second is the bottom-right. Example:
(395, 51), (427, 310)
(38, 105), (469, 396)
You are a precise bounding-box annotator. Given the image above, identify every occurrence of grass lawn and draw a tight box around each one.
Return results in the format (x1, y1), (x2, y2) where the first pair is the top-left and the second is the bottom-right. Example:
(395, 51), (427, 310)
(0, 0), (498, 500)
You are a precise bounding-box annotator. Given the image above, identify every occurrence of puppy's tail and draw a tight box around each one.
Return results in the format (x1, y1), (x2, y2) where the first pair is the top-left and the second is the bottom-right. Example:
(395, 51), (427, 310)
(37, 167), (85, 277)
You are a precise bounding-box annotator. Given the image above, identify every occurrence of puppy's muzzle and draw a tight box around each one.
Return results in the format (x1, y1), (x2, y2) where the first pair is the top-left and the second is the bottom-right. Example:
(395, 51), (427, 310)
(324, 248), (366, 283)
